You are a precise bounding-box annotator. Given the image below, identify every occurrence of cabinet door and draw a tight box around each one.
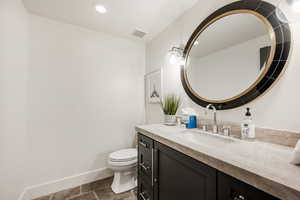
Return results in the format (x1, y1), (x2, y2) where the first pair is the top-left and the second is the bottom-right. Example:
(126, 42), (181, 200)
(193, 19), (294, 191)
(154, 142), (217, 200)
(218, 172), (279, 200)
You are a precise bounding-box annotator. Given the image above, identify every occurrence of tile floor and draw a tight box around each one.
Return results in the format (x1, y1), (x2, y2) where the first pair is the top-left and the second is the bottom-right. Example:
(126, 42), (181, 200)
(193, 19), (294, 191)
(33, 177), (137, 200)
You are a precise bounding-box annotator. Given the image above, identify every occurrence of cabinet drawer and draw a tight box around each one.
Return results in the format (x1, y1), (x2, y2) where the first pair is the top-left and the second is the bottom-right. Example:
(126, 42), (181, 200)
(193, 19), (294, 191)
(218, 172), (279, 200)
(138, 134), (153, 167)
(138, 156), (153, 179)
(138, 177), (153, 200)
(138, 133), (153, 182)
(138, 134), (153, 151)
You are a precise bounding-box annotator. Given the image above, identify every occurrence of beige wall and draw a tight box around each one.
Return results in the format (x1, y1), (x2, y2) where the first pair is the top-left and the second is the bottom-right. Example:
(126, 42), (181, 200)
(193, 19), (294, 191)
(146, 0), (300, 132)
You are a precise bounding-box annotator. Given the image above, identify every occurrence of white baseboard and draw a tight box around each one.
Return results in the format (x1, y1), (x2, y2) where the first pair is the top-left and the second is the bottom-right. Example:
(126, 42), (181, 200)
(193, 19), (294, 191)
(18, 168), (113, 200)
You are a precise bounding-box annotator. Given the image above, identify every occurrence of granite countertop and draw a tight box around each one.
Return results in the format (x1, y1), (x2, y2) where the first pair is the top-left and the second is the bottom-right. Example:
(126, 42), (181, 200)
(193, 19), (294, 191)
(136, 124), (300, 200)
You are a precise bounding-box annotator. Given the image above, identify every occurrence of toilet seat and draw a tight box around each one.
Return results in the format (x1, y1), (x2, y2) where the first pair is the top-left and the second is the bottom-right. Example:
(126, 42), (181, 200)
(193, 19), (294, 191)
(109, 158), (137, 167)
(109, 148), (137, 162)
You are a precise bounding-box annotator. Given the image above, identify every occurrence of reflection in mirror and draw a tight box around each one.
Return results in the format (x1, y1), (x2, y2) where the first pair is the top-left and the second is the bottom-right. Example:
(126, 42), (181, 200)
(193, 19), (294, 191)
(186, 13), (273, 101)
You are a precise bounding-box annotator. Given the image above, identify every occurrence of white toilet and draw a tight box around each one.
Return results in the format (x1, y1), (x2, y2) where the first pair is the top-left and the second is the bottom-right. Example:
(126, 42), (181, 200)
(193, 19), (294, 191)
(108, 148), (137, 194)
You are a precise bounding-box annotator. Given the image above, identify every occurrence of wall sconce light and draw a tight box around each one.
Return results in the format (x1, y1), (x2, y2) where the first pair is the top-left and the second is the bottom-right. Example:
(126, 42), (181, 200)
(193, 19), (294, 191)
(276, 0), (300, 23)
(168, 46), (184, 65)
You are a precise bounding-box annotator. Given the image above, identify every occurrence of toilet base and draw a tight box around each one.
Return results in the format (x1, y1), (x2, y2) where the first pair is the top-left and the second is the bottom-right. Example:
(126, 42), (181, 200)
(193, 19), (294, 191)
(111, 170), (137, 194)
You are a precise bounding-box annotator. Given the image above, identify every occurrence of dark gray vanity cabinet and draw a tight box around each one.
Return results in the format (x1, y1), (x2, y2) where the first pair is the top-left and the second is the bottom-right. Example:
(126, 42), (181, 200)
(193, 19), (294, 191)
(138, 133), (216, 200)
(153, 141), (217, 200)
(137, 133), (279, 200)
(218, 172), (279, 200)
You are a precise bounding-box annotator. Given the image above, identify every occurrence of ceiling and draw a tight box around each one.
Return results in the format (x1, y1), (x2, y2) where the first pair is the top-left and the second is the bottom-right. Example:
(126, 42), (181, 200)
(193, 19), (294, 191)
(23, 0), (198, 42)
(191, 13), (271, 58)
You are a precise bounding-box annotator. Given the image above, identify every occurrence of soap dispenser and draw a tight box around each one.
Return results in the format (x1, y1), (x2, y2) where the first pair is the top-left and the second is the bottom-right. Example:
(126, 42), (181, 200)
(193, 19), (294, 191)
(241, 108), (255, 139)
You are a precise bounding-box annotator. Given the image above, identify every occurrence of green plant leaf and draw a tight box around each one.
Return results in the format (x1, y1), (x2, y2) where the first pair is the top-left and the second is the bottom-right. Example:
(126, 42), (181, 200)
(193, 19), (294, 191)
(160, 94), (181, 115)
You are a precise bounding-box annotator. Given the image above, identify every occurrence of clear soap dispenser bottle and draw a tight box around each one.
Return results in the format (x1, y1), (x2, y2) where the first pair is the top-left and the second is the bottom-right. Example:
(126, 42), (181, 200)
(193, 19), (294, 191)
(241, 108), (255, 139)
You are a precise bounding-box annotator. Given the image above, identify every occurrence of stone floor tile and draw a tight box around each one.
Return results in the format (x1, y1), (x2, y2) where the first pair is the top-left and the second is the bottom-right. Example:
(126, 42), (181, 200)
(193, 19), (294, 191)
(32, 177), (136, 200)
(32, 195), (51, 200)
(51, 186), (81, 200)
(82, 177), (113, 193)
(94, 188), (114, 200)
(68, 192), (97, 200)
(95, 188), (136, 200)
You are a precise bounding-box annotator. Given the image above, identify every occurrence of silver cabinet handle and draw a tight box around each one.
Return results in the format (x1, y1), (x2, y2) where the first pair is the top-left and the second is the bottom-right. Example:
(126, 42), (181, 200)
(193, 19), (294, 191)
(234, 195), (245, 200)
(139, 163), (150, 171)
(151, 147), (154, 186)
(139, 192), (149, 200)
(139, 140), (148, 148)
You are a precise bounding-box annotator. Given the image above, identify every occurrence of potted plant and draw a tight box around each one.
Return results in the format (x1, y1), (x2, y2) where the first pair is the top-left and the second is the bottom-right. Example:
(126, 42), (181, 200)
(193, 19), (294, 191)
(160, 94), (181, 124)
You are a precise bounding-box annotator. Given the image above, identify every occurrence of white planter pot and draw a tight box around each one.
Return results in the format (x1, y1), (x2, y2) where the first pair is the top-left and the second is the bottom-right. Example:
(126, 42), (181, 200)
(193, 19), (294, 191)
(164, 115), (176, 124)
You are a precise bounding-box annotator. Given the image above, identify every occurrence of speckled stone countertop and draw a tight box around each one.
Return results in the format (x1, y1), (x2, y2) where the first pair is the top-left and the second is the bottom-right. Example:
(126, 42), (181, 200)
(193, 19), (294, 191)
(136, 124), (300, 200)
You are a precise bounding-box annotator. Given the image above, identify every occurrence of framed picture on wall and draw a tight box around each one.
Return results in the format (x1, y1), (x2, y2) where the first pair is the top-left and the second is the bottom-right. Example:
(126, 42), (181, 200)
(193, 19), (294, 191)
(145, 69), (163, 104)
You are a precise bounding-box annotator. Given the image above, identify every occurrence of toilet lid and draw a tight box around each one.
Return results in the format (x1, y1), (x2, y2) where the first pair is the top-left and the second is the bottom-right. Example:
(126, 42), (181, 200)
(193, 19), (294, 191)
(109, 148), (137, 162)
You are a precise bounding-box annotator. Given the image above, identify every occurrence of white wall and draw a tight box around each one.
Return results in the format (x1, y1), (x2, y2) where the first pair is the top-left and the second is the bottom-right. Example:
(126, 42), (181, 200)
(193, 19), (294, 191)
(0, 1), (145, 199)
(0, 0), (29, 199)
(146, 0), (300, 133)
(27, 15), (145, 188)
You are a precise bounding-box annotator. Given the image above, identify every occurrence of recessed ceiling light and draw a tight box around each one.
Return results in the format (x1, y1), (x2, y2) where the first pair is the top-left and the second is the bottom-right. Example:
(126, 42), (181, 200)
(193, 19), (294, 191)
(95, 4), (107, 14)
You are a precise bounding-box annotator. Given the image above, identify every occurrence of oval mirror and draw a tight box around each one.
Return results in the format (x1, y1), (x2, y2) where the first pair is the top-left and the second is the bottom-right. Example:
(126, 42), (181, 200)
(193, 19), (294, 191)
(182, 1), (291, 110)
(187, 13), (273, 101)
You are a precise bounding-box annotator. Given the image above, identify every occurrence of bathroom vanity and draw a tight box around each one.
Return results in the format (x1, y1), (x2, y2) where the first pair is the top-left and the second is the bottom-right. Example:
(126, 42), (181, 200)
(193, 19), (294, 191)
(136, 124), (300, 200)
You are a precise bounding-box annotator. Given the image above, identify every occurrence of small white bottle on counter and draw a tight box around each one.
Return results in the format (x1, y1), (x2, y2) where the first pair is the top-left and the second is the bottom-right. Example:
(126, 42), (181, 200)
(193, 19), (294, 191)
(241, 108), (255, 139)
(241, 123), (249, 139)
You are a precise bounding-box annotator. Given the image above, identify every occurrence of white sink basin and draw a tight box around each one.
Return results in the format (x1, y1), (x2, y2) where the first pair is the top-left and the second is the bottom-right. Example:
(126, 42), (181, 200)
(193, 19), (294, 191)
(148, 125), (290, 165)
(178, 129), (236, 144)
(175, 129), (290, 165)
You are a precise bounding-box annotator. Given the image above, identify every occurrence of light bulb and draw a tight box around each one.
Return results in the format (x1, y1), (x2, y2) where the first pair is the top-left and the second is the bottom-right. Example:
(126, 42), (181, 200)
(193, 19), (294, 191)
(95, 5), (107, 14)
(168, 46), (184, 66)
(169, 54), (179, 65)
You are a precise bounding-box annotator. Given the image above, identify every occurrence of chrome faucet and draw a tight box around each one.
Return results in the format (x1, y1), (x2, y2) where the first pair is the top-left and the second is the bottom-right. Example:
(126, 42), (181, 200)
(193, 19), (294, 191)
(205, 104), (218, 133)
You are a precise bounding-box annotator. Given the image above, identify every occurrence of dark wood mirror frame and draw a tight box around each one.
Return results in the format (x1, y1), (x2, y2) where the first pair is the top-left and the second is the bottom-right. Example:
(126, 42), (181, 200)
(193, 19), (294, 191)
(181, 0), (291, 110)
